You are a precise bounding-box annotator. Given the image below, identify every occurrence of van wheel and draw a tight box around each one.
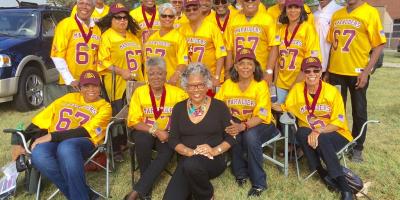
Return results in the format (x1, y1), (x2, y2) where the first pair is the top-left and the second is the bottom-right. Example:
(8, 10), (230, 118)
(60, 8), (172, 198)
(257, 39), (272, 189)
(14, 66), (44, 112)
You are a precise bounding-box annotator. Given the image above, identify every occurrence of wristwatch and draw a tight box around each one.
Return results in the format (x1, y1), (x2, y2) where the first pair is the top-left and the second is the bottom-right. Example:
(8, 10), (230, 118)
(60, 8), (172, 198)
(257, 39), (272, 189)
(266, 69), (273, 75)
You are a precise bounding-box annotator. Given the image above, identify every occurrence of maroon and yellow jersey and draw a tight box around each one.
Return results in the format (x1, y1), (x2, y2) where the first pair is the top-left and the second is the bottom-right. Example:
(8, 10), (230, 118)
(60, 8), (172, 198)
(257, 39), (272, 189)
(129, 6), (160, 41)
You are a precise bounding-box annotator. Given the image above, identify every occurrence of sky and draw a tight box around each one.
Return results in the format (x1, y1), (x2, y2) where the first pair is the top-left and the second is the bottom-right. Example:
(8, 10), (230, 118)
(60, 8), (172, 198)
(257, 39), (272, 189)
(0, 0), (47, 7)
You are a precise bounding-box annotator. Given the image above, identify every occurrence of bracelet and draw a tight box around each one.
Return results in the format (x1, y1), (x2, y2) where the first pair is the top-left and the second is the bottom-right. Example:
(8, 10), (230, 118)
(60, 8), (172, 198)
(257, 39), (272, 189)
(149, 126), (157, 137)
(217, 146), (222, 155)
(130, 72), (136, 80)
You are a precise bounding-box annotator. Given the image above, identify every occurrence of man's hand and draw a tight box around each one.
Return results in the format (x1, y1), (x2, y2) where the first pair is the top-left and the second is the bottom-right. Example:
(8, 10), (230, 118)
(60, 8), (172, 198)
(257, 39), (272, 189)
(155, 130), (169, 143)
(121, 69), (132, 80)
(212, 76), (221, 87)
(11, 145), (26, 161)
(70, 80), (80, 91)
(307, 130), (320, 149)
(225, 120), (245, 137)
(355, 71), (369, 89)
(31, 134), (52, 150)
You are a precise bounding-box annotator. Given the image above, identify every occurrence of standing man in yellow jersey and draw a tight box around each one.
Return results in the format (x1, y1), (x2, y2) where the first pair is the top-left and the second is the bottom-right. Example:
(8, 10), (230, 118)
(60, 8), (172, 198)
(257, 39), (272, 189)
(230, 0), (267, 14)
(326, 0), (386, 162)
(267, 0), (314, 29)
(170, 0), (188, 28)
(179, 0), (227, 87)
(199, 0), (216, 21)
(130, 0), (160, 43)
(225, 0), (280, 84)
(71, 0), (110, 22)
(47, 0), (101, 106)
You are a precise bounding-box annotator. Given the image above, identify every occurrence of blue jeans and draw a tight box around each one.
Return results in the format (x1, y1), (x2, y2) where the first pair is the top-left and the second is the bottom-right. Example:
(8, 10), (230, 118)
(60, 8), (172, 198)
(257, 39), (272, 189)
(231, 123), (278, 189)
(31, 138), (95, 200)
(276, 87), (288, 104)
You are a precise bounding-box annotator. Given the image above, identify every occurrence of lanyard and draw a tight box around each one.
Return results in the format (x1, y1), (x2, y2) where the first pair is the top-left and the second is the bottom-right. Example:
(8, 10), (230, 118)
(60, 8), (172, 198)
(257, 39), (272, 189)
(149, 85), (166, 120)
(304, 80), (322, 115)
(284, 23), (300, 48)
(216, 10), (230, 33)
(142, 5), (156, 29)
(74, 15), (93, 45)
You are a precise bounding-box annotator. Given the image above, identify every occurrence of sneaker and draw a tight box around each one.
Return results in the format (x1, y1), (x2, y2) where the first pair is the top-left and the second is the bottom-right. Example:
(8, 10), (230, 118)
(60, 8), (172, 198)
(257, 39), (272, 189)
(351, 150), (364, 163)
(247, 186), (265, 197)
(235, 178), (247, 187)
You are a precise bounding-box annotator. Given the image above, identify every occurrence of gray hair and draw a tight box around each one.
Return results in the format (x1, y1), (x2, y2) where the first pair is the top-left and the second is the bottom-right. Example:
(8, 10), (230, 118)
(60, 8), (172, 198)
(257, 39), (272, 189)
(158, 3), (177, 16)
(77, 0), (96, 6)
(181, 62), (213, 89)
(146, 56), (167, 72)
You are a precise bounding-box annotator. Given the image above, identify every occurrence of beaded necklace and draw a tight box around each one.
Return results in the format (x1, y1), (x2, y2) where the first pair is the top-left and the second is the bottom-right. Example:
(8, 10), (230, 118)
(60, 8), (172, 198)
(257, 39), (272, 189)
(187, 97), (208, 117)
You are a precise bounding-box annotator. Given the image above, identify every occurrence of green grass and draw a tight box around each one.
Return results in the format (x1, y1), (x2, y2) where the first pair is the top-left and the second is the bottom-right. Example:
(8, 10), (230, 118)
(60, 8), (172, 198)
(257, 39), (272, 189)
(1, 68), (400, 199)
(383, 50), (400, 64)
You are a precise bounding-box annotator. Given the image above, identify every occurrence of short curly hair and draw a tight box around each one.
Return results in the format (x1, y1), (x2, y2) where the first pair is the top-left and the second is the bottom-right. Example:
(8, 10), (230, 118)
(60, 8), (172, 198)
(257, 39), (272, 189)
(180, 62), (213, 89)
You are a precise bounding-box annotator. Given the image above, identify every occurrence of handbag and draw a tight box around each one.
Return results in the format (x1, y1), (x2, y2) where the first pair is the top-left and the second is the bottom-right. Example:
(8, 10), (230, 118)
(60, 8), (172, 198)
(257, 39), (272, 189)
(342, 166), (372, 200)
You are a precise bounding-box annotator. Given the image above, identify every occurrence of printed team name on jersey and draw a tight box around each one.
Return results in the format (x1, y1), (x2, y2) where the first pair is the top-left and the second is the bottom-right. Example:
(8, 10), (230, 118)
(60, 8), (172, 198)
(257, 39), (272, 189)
(226, 98), (256, 107)
(291, 39), (303, 47)
(187, 37), (207, 46)
(333, 19), (361, 28)
(234, 26), (261, 34)
(139, 21), (160, 29)
(62, 103), (98, 115)
(120, 42), (141, 49)
(146, 40), (171, 47)
(143, 106), (174, 115)
(300, 104), (331, 113)
(73, 32), (101, 40)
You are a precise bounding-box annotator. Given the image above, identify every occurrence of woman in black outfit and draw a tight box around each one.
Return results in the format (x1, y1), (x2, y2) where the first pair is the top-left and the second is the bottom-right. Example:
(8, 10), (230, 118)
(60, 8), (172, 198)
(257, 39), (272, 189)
(163, 62), (235, 200)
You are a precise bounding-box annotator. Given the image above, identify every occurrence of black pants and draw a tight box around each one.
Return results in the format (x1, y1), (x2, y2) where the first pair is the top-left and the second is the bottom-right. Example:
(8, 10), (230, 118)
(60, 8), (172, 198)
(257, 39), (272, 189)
(133, 131), (173, 196)
(110, 99), (127, 152)
(296, 127), (348, 178)
(163, 155), (226, 200)
(329, 73), (369, 151)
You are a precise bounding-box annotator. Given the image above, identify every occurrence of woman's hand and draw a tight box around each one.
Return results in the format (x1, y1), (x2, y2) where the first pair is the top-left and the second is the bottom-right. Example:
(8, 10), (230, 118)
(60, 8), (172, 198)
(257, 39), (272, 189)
(212, 76), (221, 87)
(307, 130), (320, 149)
(155, 130), (169, 143)
(225, 120), (245, 136)
(271, 103), (282, 112)
(194, 144), (214, 159)
(31, 134), (52, 150)
(11, 145), (26, 161)
(121, 69), (132, 80)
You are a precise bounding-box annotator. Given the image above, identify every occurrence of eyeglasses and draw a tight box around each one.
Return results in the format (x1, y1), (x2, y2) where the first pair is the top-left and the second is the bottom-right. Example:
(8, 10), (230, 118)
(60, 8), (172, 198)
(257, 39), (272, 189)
(243, 0), (257, 3)
(185, 6), (199, 12)
(160, 14), (175, 19)
(113, 15), (128, 21)
(187, 83), (206, 90)
(303, 69), (321, 74)
(214, 0), (228, 5)
(171, 0), (183, 5)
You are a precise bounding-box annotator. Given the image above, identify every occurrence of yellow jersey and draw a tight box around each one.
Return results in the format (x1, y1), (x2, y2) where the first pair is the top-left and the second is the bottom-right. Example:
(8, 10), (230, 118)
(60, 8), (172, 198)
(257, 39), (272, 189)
(282, 81), (352, 142)
(32, 93), (112, 145)
(276, 22), (321, 90)
(327, 3), (386, 76)
(266, 3), (315, 30)
(127, 84), (188, 130)
(174, 14), (189, 29)
(129, 6), (160, 41)
(71, 5), (110, 22)
(179, 20), (227, 77)
(215, 79), (274, 124)
(144, 29), (189, 81)
(51, 16), (101, 85)
(226, 10), (280, 71)
(98, 28), (144, 101)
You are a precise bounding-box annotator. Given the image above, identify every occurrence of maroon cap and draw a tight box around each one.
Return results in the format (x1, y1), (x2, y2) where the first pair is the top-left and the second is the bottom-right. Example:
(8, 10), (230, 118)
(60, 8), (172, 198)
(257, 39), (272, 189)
(235, 48), (256, 63)
(79, 70), (101, 86)
(301, 57), (322, 71)
(184, 0), (200, 8)
(109, 2), (129, 14)
(285, 0), (304, 7)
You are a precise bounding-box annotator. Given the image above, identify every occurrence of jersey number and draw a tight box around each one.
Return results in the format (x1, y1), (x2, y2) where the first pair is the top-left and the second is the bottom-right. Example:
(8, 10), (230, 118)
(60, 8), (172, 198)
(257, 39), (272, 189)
(235, 36), (259, 51)
(333, 29), (356, 52)
(76, 43), (98, 65)
(279, 48), (299, 70)
(126, 50), (141, 71)
(55, 108), (90, 131)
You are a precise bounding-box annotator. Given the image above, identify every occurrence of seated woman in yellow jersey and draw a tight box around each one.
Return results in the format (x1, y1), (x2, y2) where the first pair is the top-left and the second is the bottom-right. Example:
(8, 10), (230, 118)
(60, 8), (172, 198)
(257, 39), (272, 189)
(275, 0), (320, 104)
(215, 48), (279, 197)
(163, 63), (234, 200)
(11, 70), (112, 200)
(97, 3), (143, 162)
(272, 57), (354, 200)
(144, 3), (188, 86)
(124, 57), (187, 200)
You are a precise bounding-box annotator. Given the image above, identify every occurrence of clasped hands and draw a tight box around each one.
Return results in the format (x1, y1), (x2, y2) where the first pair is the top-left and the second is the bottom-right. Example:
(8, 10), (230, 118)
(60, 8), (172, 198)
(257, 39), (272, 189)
(307, 129), (320, 149)
(193, 144), (216, 160)
(225, 120), (246, 137)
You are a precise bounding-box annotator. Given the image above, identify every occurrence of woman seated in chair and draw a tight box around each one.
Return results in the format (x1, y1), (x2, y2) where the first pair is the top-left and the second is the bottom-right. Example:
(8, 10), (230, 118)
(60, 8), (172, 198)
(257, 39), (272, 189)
(215, 48), (279, 197)
(11, 70), (112, 200)
(272, 57), (354, 200)
(124, 57), (187, 200)
(163, 63), (235, 200)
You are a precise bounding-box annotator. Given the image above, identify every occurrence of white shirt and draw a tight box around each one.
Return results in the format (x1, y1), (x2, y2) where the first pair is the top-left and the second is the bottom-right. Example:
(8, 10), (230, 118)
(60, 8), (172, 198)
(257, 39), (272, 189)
(314, 0), (343, 72)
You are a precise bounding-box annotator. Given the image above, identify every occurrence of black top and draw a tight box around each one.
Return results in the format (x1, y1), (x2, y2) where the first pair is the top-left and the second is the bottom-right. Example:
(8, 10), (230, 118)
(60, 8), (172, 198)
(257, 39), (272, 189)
(169, 98), (236, 150)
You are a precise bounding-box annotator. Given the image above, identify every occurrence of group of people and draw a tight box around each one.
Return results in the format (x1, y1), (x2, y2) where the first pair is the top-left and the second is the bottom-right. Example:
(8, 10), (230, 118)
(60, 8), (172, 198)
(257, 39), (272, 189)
(10, 0), (386, 199)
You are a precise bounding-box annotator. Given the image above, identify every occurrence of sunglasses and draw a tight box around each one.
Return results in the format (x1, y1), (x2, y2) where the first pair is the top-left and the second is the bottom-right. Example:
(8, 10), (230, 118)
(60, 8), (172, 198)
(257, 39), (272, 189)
(160, 14), (175, 19)
(113, 15), (128, 21)
(243, 0), (257, 2)
(185, 6), (199, 12)
(214, 0), (228, 5)
(303, 69), (321, 74)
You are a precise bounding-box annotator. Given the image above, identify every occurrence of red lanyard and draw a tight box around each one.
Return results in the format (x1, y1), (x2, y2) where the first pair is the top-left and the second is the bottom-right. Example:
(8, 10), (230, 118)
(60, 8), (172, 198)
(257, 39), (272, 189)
(216, 10), (230, 33)
(74, 15), (93, 45)
(304, 80), (322, 115)
(284, 23), (300, 48)
(141, 6), (156, 29)
(149, 85), (166, 120)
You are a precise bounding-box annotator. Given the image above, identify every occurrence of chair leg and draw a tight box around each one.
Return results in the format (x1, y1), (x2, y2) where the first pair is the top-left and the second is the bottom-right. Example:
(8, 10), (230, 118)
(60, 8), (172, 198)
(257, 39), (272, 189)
(47, 189), (59, 200)
(284, 125), (289, 177)
(130, 144), (136, 189)
(36, 174), (41, 200)
(106, 152), (110, 198)
(303, 170), (317, 181)
(342, 152), (347, 168)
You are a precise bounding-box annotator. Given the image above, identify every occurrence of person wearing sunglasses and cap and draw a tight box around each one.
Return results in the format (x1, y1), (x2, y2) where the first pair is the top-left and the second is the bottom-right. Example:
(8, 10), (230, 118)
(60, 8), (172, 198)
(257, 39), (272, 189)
(144, 3), (189, 86)
(130, 0), (160, 43)
(179, 0), (227, 88)
(216, 48), (279, 197)
(12, 70), (112, 199)
(272, 57), (354, 200)
(97, 2), (143, 161)
(267, 0), (314, 30)
(225, 0), (280, 85)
